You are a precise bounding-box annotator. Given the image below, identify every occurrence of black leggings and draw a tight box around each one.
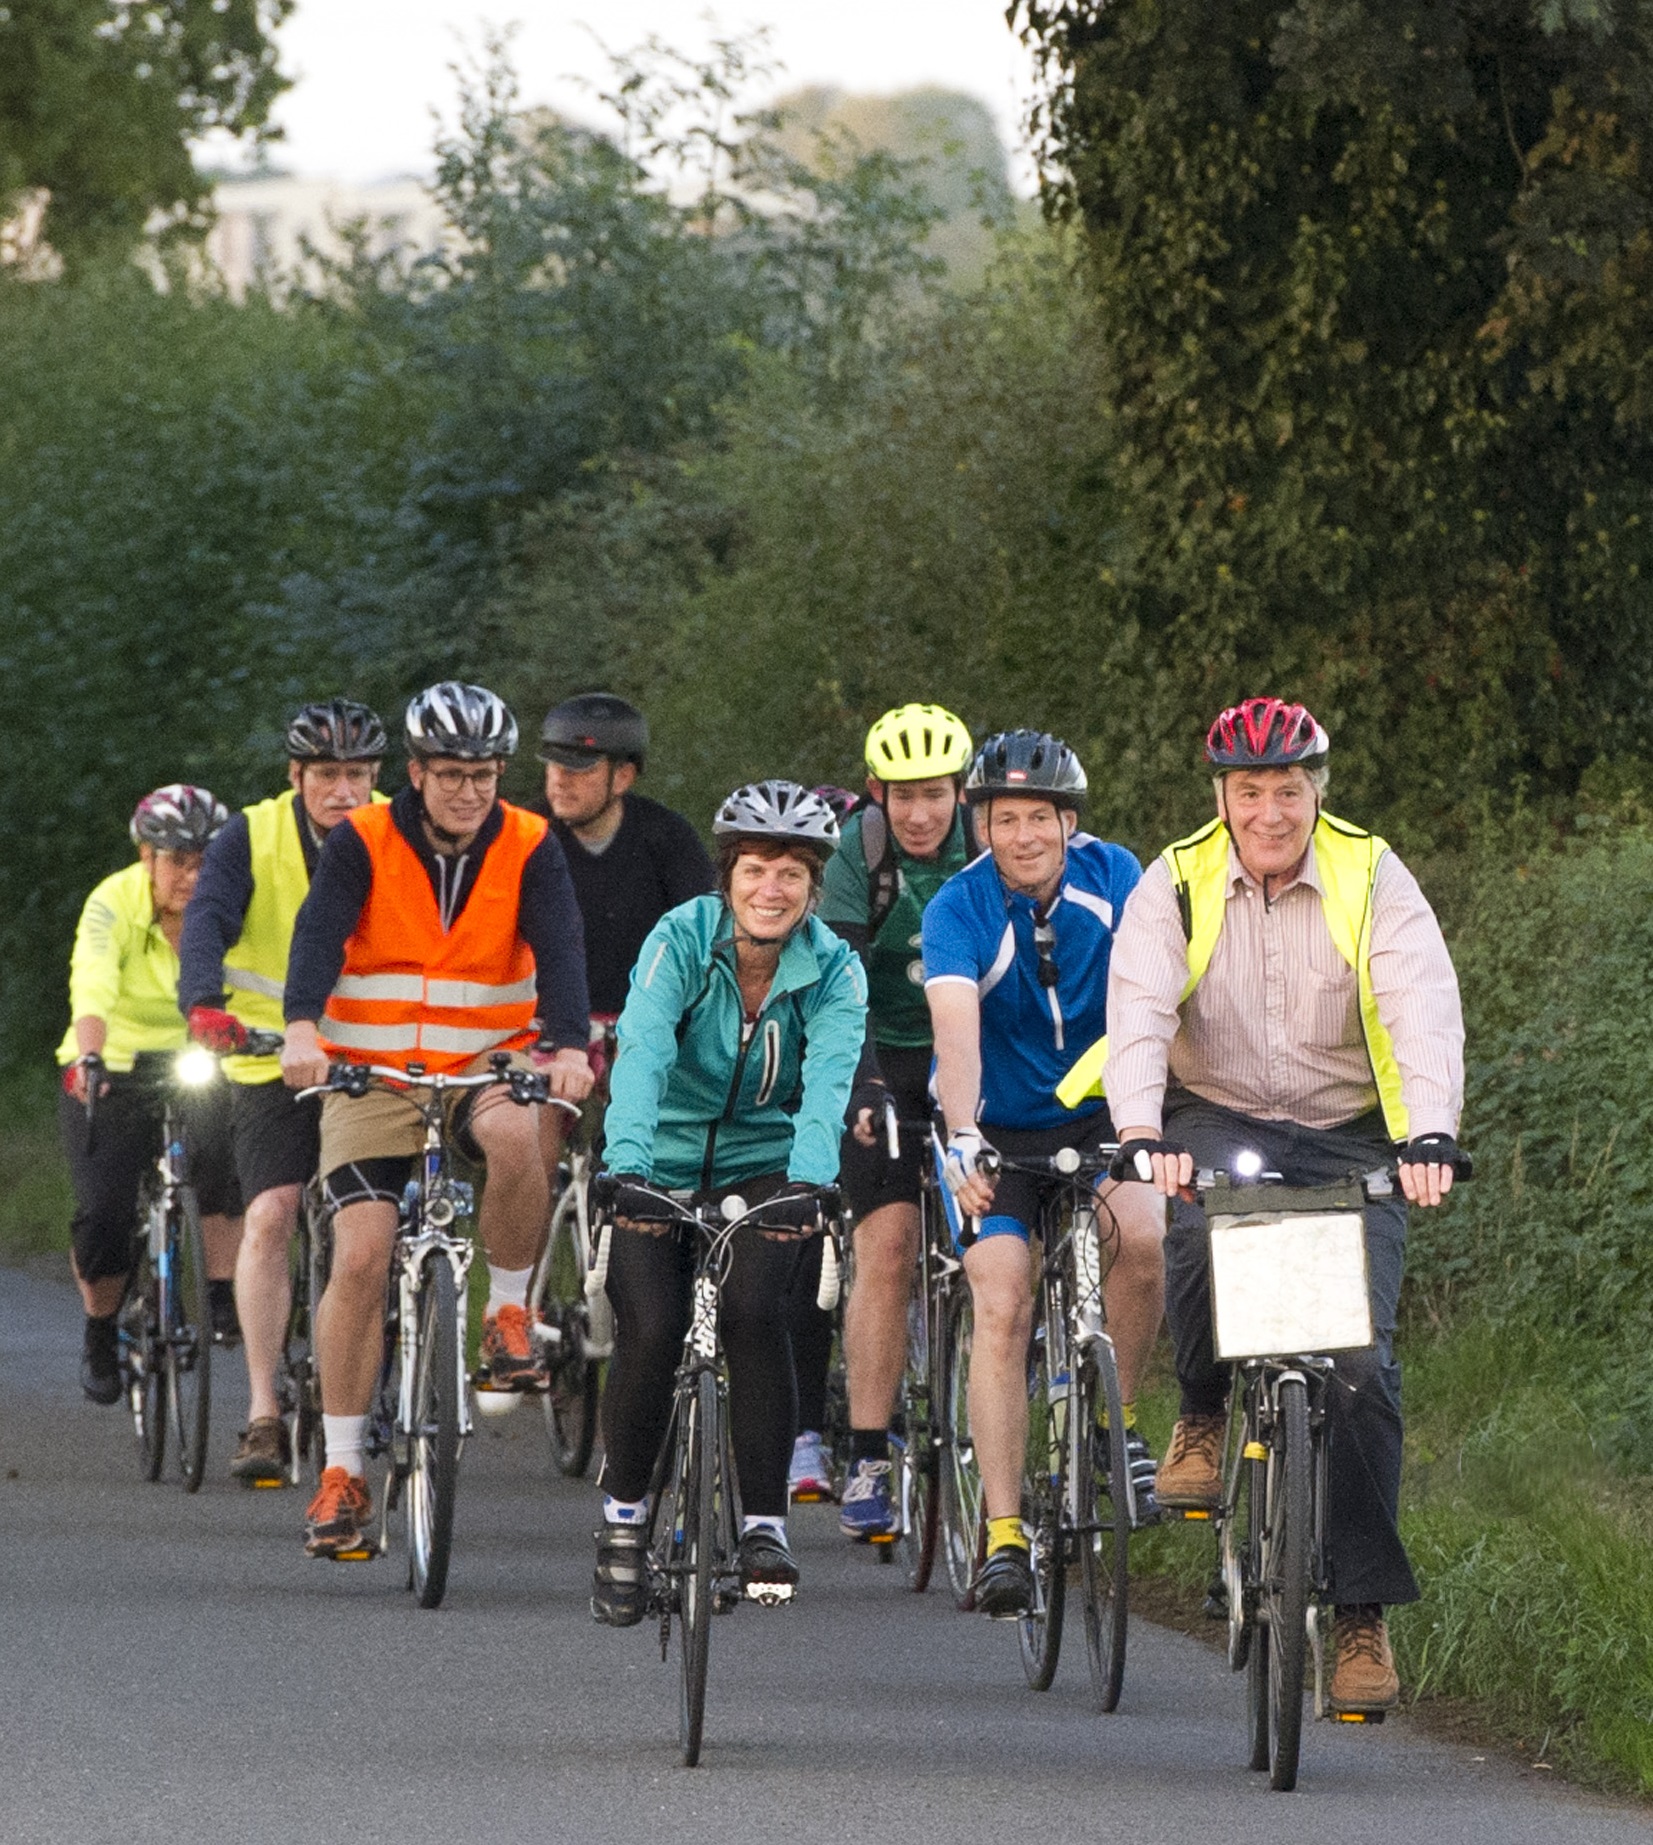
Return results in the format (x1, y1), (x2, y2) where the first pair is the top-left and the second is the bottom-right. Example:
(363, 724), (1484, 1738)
(788, 1238), (833, 1433)
(600, 1178), (810, 1519)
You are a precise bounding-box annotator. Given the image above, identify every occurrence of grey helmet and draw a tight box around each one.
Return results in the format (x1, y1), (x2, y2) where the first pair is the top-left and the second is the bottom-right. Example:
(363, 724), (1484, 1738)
(129, 783), (230, 851)
(405, 682), (519, 761)
(713, 780), (841, 854)
(965, 729), (1088, 811)
(286, 698), (387, 762)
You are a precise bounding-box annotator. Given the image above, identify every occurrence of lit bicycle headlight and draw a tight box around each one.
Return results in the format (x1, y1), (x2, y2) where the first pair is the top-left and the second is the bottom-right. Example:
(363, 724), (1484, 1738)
(175, 1046), (219, 1088)
(1232, 1148), (1264, 1181)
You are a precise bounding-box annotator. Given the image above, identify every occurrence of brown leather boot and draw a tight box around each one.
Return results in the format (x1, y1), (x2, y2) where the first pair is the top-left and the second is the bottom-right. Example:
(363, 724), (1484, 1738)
(1330, 1607), (1400, 1711)
(1154, 1413), (1225, 1508)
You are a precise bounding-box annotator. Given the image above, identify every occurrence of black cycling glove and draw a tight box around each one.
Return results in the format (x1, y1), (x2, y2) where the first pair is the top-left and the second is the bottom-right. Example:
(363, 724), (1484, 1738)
(754, 1181), (828, 1235)
(847, 1079), (890, 1129)
(1397, 1133), (1469, 1176)
(1108, 1137), (1191, 1183)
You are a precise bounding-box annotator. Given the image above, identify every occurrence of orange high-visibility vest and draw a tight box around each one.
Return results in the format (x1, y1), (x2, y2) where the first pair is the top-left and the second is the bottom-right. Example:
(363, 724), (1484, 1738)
(320, 801), (545, 1075)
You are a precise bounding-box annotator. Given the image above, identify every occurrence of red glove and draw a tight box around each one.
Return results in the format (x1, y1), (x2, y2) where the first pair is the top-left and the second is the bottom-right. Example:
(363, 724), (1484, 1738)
(188, 1006), (248, 1054)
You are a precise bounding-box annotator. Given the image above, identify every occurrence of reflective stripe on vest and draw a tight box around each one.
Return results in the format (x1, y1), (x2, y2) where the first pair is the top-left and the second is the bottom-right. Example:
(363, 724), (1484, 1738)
(1055, 814), (1409, 1137)
(319, 801), (547, 1077)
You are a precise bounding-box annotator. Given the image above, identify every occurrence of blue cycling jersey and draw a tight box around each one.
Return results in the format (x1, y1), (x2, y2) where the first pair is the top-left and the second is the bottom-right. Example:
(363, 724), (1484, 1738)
(921, 834), (1142, 1131)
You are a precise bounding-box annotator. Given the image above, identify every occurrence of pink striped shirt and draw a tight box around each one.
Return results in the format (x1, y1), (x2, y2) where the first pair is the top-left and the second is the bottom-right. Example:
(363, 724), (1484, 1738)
(1104, 833), (1463, 1137)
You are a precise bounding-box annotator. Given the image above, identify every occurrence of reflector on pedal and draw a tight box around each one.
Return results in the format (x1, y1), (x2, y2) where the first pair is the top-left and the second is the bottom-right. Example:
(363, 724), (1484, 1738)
(1178, 1508), (1212, 1521)
(330, 1547), (375, 1562)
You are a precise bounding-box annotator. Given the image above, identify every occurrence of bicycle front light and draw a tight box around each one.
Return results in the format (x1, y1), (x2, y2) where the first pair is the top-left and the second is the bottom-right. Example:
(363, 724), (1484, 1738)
(1232, 1148), (1264, 1181)
(174, 1046), (219, 1088)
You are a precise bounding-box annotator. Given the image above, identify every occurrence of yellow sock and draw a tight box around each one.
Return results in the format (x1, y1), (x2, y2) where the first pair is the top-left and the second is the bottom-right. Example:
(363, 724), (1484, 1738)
(987, 1514), (1028, 1554)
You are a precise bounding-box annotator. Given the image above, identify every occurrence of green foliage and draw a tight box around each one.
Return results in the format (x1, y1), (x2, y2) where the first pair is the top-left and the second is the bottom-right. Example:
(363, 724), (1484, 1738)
(0, 0), (292, 266)
(1011, 0), (1653, 836)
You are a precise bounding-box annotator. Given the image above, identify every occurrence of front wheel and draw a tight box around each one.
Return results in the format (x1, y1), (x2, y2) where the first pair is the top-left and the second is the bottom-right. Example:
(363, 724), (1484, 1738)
(938, 1287), (983, 1608)
(1075, 1338), (1130, 1711)
(406, 1254), (461, 1609)
(1262, 1376), (1311, 1791)
(534, 1185), (600, 1477)
(1017, 1298), (1067, 1691)
(678, 1369), (718, 1767)
(167, 1186), (211, 1492)
(898, 1294), (939, 1593)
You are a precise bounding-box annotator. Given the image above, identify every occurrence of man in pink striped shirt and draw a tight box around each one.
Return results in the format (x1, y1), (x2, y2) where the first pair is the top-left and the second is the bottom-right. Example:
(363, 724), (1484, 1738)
(1102, 698), (1465, 1714)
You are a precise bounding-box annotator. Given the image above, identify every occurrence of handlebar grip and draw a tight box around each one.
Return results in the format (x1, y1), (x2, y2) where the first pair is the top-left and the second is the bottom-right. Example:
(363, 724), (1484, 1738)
(975, 1147), (1002, 1178)
(884, 1099), (900, 1162)
(816, 1236), (842, 1312)
(242, 1028), (285, 1057)
(592, 1172), (619, 1208)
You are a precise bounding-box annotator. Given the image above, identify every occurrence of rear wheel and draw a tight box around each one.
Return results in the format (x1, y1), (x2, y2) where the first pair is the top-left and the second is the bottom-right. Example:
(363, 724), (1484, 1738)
(1017, 1292), (1067, 1691)
(121, 1232), (165, 1482)
(898, 1294), (939, 1592)
(1077, 1336), (1131, 1711)
(167, 1186), (211, 1492)
(406, 1254), (461, 1609)
(1264, 1377), (1311, 1791)
(534, 1185), (599, 1477)
(938, 1287), (982, 1607)
(678, 1369), (718, 1767)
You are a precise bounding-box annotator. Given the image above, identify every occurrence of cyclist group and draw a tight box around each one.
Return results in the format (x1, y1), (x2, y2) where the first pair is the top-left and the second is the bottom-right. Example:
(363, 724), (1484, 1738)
(56, 683), (1464, 1719)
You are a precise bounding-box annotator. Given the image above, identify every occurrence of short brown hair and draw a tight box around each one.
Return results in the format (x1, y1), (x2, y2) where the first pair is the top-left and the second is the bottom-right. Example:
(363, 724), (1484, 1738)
(715, 835), (828, 898)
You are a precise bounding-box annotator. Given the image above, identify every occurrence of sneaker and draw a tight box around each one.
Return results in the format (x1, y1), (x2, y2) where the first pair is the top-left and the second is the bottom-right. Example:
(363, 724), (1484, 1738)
(80, 1317), (121, 1406)
(1154, 1413), (1225, 1509)
(973, 1542), (1034, 1619)
(1096, 1424), (1160, 1518)
(230, 1416), (292, 1487)
(839, 1457), (900, 1541)
(479, 1304), (546, 1391)
(304, 1466), (373, 1558)
(737, 1525), (800, 1603)
(787, 1430), (834, 1504)
(209, 1282), (242, 1348)
(1330, 1607), (1400, 1711)
(591, 1523), (650, 1628)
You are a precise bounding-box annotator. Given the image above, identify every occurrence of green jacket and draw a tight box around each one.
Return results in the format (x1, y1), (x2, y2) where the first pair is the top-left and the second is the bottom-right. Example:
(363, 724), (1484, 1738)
(604, 894), (868, 1191)
(818, 805), (969, 1049)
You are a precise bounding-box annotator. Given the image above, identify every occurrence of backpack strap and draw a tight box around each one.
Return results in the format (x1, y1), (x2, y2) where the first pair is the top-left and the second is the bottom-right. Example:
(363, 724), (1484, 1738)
(858, 800), (904, 941)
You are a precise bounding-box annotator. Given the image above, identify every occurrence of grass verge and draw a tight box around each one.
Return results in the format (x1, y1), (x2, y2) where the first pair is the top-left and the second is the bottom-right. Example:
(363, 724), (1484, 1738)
(0, 1073), (71, 1264)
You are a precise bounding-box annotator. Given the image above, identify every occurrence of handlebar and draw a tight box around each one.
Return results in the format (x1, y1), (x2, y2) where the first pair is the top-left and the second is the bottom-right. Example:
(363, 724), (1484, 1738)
(974, 1144), (1118, 1181)
(296, 1056), (566, 1113)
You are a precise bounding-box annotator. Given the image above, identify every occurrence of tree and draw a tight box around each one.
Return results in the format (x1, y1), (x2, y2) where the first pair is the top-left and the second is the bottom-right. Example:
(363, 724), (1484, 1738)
(0, 0), (292, 267)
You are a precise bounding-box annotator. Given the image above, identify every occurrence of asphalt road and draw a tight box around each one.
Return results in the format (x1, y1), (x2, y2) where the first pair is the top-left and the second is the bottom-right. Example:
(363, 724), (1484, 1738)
(1, 1262), (1648, 1845)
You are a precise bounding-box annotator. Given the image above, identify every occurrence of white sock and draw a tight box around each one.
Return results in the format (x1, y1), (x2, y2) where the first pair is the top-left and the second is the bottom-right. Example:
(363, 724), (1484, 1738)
(323, 1415), (368, 1479)
(742, 1514), (786, 1539)
(486, 1263), (533, 1314)
(603, 1494), (649, 1526)
(793, 1429), (821, 1448)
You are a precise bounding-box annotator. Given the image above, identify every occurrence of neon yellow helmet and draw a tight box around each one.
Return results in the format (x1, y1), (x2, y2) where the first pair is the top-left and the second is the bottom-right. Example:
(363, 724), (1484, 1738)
(864, 703), (973, 783)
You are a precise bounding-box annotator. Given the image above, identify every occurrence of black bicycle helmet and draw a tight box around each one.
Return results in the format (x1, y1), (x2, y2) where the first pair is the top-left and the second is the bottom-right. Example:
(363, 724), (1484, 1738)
(129, 784), (230, 851)
(405, 682), (519, 761)
(286, 698), (388, 762)
(964, 730), (1088, 811)
(538, 692), (649, 768)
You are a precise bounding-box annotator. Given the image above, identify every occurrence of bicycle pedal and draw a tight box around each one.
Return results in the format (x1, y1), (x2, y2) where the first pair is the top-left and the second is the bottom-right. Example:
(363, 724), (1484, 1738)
(249, 1479), (287, 1491)
(326, 1546), (378, 1563)
(744, 1582), (795, 1607)
(790, 1488), (834, 1505)
(1333, 1710), (1385, 1725)
(1174, 1507), (1214, 1522)
(866, 1531), (899, 1546)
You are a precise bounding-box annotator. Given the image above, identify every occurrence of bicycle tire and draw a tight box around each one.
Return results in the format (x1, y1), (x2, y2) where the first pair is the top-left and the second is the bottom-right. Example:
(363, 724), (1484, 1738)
(535, 1184), (599, 1477)
(679, 1368), (718, 1767)
(406, 1254), (461, 1609)
(1244, 1421), (1270, 1771)
(122, 1234), (166, 1482)
(1264, 1376), (1311, 1791)
(938, 1286), (982, 1608)
(167, 1185), (211, 1493)
(303, 1205), (333, 1481)
(899, 1294), (939, 1592)
(1017, 1287), (1067, 1691)
(1077, 1335), (1131, 1711)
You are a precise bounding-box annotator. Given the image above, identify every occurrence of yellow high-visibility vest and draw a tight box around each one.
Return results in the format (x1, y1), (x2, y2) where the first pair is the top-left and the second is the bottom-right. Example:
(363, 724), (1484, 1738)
(1055, 813), (1408, 1139)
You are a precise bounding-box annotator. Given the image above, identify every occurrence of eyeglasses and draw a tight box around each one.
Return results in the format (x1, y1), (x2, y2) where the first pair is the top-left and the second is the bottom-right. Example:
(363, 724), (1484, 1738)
(1033, 915), (1060, 990)
(426, 766), (501, 794)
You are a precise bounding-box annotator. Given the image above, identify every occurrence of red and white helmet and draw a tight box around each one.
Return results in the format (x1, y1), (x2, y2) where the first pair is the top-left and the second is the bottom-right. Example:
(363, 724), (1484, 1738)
(129, 784), (229, 851)
(1205, 698), (1328, 772)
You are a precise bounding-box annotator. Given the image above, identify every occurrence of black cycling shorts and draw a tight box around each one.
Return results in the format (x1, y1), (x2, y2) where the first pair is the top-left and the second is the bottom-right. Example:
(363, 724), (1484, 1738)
(952, 1109), (1115, 1250)
(229, 1078), (321, 1204)
(838, 1044), (934, 1218)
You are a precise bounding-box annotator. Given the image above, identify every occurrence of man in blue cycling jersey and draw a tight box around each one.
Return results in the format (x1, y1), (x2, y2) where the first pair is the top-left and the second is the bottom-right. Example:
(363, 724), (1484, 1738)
(922, 730), (1166, 1618)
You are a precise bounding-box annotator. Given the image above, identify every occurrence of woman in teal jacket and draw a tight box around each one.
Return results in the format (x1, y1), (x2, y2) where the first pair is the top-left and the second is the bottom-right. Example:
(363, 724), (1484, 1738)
(592, 782), (867, 1621)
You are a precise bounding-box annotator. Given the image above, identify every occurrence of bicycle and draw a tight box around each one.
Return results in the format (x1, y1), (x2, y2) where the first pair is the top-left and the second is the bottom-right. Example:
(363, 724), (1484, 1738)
(1162, 1153), (1470, 1791)
(297, 1052), (552, 1607)
(107, 1038), (276, 1492)
(589, 1173), (843, 1767)
(278, 1176), (331, 1485)
(928, 1127), (983, 1608)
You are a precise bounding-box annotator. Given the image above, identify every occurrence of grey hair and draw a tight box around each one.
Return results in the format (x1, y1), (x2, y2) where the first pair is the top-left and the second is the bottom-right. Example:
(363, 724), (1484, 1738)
(1213, 764), (1329, 805)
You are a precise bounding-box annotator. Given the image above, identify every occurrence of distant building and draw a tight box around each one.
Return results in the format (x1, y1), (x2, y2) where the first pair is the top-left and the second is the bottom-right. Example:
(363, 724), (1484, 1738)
(207, 173), (446, 295)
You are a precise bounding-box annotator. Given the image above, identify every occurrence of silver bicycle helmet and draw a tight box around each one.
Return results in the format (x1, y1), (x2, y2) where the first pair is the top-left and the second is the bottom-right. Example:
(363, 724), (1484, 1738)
(129, 784), (230, 851)
(713, 780), (841, 853)
(405, 682), (519, 761)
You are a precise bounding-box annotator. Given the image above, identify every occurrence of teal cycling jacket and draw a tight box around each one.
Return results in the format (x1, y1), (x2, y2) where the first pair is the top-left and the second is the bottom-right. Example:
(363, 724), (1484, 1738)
(603, 894), (868, 1192)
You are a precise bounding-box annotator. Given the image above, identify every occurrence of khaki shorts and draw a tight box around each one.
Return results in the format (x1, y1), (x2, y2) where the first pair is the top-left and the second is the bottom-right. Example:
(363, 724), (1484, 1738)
(318, 1050), (536, 1178)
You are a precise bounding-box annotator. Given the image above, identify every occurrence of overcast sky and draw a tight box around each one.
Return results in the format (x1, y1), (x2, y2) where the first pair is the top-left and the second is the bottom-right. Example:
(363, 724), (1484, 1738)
(251, 1), (1041, 188)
